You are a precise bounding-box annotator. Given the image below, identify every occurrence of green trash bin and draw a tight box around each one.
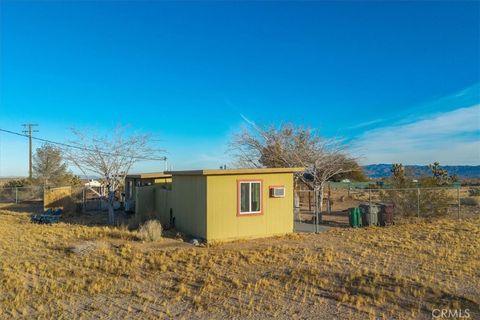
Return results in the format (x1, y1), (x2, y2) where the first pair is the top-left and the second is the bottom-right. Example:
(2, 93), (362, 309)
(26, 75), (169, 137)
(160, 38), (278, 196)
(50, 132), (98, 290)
(356, 208), (362, 227)
(349, 207), (362, 228)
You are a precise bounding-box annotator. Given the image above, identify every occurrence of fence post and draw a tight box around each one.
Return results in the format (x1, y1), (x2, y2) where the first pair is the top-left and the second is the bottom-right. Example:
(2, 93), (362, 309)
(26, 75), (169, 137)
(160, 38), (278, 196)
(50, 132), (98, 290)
(82, 187), (86, 213)
(42, 186), (45, 211)
(457, 187), (460, 219)
(368, 189), (371, 207)
(294, 192), (300, 222)
(417, 188), (420, 218)
(308, 192), (311, 212)
(327, 184), (331, 214)
(15, 187), (18, 204)
(314, 189), (318, 233)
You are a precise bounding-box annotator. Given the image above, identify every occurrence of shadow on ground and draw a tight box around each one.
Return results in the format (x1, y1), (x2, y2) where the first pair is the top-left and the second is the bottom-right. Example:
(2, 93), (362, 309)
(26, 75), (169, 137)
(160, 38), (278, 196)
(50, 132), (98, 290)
(0, 202), (44, 214)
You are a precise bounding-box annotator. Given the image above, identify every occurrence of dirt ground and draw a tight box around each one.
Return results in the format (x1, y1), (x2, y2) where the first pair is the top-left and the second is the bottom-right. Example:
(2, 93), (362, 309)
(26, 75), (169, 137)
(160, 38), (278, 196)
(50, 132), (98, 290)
(0, 209), (479, 319)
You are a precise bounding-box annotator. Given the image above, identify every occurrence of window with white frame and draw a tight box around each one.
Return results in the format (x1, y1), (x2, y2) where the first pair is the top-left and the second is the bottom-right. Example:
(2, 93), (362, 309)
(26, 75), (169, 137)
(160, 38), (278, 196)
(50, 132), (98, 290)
(238, 181), (262, 214)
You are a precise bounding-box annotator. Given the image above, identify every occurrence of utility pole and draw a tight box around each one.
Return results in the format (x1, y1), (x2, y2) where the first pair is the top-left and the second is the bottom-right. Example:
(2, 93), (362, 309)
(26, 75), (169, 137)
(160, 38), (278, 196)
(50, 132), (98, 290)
(22, 124), (39, 180)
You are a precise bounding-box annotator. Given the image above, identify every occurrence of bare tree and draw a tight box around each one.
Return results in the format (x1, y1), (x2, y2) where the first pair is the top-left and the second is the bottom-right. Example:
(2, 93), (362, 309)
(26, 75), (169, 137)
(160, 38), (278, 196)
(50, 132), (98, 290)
(65, 127), (164, 225)
(230, 120), (357, 225)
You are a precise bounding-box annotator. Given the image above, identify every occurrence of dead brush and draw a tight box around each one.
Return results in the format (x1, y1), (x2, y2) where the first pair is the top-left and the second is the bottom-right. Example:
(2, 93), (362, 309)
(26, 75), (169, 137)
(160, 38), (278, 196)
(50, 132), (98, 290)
(68, 240), (102, 255)
(1, 210), (479, 319)
(137, 220), (163, 242)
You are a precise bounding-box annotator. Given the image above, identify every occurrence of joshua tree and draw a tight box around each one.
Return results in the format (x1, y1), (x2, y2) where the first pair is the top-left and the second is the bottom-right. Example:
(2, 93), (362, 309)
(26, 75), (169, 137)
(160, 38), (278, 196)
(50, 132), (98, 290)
(428, 162), (456, 185)
(390, 163), (406, 186)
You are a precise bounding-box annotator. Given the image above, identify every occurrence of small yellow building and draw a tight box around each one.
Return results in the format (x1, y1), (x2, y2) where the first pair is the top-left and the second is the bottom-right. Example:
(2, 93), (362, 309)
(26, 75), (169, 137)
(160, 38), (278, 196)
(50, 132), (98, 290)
(165, 168), (303, 242)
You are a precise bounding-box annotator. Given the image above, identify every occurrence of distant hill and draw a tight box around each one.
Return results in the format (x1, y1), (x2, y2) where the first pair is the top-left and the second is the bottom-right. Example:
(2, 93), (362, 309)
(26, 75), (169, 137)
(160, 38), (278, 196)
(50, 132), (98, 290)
(363, 164), (480, 179)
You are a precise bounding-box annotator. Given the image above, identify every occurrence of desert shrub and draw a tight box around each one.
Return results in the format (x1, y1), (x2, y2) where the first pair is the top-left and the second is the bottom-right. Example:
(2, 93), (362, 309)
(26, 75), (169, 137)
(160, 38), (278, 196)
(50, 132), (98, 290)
(419, 189), (452, 217)
(381, 189), (417, 216)
(138, 220), (163, 241)
(69, 241), (99, 255)
(468, 187), (480, 197)
(3, 178), (33, 187)
(460, 197), (479, 206)
(381, 188), (452, 217)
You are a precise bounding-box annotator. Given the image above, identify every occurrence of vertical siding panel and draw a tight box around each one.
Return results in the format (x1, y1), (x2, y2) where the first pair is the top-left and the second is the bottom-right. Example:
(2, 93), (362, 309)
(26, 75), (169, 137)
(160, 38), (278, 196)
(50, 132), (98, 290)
(172, 175), (207, 239)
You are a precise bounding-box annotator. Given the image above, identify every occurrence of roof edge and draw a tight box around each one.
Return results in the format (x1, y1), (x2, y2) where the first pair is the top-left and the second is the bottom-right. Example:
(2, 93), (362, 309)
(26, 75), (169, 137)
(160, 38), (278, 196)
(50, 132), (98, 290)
(125, 172), (172, 179)
(165, 167), (305, 176)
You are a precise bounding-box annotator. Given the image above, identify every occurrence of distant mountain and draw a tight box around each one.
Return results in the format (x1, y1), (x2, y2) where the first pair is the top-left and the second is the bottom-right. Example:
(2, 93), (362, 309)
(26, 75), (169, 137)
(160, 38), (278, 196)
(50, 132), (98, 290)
(363, 164), (480, 179)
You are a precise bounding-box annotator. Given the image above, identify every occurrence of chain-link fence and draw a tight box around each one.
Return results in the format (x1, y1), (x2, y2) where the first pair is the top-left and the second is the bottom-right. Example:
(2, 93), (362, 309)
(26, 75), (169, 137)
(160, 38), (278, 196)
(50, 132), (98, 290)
(0, 186), (44, 204)
(295, 186), (479, 232)
(0, 185), (125, 213)
(0, 186), (45, 213)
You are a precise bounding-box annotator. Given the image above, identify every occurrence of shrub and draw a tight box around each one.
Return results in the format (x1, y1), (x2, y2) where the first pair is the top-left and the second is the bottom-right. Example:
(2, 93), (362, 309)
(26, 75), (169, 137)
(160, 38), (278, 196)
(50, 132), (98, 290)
(69, 241), (99, 255)
(468, 188), (480, 197)
(3, 178), (33, 187)
(381, 188), (452, 217)
(138, 220), (163, 241)
(460, 197), (479, 206)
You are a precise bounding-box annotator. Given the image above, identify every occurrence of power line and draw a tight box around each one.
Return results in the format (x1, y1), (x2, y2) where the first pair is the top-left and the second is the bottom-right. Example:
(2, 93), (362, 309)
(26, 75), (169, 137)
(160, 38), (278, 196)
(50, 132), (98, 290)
(0, 128), (167, 161)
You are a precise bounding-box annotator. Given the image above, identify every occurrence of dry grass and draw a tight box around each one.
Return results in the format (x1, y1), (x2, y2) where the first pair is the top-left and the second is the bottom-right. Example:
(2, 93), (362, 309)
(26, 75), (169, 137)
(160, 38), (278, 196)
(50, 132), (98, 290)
(0, 209), (478, 319)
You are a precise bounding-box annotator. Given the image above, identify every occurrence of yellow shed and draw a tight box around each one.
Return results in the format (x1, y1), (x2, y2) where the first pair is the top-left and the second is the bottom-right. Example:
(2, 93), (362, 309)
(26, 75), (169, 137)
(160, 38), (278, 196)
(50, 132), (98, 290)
(166, 168), (303, 242)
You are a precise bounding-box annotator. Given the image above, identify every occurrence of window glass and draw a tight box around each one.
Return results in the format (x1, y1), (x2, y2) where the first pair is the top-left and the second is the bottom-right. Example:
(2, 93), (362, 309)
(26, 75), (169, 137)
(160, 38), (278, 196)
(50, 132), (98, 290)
(250, 182), (261, 212)
(240, 183), (250, 213)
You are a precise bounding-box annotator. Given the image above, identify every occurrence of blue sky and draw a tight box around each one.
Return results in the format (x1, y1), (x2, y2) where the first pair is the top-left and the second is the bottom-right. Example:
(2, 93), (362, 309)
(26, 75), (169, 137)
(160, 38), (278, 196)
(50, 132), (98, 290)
(0, 1), (479, 176)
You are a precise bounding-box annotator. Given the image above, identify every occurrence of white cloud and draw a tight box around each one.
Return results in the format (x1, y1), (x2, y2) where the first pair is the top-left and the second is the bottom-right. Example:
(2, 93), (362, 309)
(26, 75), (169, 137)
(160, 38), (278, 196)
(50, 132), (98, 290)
(352, 105), (480, 165)
(347, 118), (385, 130)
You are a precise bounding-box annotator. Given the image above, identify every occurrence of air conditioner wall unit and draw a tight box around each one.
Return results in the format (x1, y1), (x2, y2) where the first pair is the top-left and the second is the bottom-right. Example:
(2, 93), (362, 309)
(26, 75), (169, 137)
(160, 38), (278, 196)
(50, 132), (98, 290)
(270, 186), (286, 198)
